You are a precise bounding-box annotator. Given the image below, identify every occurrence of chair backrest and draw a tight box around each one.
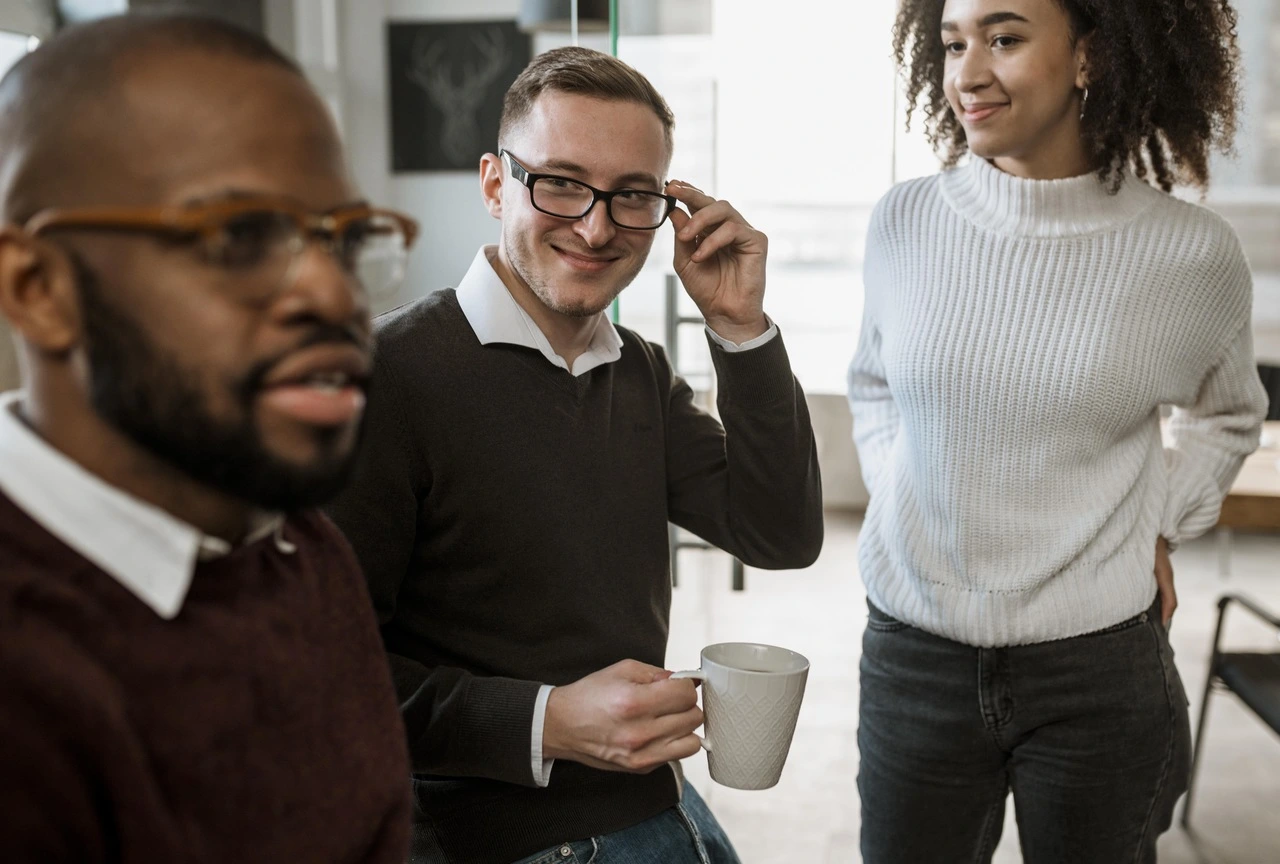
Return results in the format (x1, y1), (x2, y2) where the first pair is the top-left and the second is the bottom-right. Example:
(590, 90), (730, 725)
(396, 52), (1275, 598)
(1259, 364), (1280, 422)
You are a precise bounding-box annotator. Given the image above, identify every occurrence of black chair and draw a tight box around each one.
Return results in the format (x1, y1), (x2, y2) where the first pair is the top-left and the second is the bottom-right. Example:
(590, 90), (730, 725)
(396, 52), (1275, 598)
(1182, 594), (1280, 830)
(1259, 363), (1280, 421)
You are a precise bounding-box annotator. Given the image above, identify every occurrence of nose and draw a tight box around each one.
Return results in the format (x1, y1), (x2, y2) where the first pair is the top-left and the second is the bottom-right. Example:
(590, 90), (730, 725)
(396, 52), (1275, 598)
(573, 198), (617, 248)
(954, 45), (993, 94)
(273, 241), (370, 333)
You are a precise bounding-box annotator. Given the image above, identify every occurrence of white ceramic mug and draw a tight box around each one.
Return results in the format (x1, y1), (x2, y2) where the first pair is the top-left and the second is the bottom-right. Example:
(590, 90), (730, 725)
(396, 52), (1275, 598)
(671, 642), (810, 790)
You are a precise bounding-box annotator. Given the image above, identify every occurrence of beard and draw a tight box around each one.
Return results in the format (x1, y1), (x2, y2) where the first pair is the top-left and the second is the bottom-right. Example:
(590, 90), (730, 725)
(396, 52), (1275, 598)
(505, 225), (648, 318)
(72, 257), (365, 512)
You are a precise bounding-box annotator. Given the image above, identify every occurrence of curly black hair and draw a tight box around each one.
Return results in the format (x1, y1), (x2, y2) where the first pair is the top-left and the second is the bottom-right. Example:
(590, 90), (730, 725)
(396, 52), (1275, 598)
(893, 0), (1241, 191)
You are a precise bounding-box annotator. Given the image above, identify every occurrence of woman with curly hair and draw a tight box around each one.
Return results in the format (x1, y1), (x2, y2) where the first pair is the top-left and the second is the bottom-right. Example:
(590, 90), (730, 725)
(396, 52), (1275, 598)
(847, 0), (1269, 860)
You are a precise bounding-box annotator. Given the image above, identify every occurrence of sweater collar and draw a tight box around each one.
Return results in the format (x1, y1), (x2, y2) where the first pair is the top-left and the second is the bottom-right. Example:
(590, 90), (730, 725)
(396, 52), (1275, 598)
(939, 157), (1159, 238)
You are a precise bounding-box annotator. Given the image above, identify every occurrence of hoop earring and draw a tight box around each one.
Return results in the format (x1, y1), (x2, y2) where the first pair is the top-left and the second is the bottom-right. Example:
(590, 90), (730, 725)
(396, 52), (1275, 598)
(1080, 87), (1089, 121)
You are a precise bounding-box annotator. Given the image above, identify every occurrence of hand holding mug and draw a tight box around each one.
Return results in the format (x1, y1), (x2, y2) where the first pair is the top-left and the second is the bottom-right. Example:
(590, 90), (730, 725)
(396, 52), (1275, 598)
(543, 659), (704, 773)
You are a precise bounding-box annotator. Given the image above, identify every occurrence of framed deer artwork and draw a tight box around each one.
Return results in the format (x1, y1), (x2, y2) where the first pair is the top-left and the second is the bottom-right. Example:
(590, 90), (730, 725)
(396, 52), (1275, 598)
(387, 20), (531, 173)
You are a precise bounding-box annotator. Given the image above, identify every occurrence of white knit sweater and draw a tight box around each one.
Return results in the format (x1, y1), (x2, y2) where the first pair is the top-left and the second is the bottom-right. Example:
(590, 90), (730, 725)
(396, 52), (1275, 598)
(848, 157), (1269, 647)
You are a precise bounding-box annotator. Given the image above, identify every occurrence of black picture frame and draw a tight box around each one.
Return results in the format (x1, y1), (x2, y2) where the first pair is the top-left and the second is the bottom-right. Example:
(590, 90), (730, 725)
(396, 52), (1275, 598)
(387, 20), (531, 173)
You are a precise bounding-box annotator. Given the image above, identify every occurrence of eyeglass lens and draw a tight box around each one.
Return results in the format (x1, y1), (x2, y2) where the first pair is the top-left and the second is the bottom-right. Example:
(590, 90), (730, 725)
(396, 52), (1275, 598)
(531, 177), (668, 229)
(202, 209), (409, 298)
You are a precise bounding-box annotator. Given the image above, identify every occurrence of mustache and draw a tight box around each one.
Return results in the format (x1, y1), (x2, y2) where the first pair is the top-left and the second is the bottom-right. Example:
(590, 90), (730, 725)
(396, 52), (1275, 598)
(239, 323), (371, 400)
(66, 251), (373, 403)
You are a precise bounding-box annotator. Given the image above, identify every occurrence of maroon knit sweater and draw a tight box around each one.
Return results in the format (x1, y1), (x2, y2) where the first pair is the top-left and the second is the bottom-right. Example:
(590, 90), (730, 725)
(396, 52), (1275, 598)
(0, 490), (411, 863)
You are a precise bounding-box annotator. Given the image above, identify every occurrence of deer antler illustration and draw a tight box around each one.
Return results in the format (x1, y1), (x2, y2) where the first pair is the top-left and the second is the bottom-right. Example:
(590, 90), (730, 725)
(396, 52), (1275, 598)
(408, 28), (507, 167)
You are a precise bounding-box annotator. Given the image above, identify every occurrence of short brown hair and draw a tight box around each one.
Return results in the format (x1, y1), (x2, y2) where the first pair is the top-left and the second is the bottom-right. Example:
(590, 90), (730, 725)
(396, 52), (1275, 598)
(498, 46), (675, 153)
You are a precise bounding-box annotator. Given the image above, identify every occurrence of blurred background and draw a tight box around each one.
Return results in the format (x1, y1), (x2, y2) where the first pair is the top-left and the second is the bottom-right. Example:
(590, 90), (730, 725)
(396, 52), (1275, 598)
(0, 2), (1275, 861)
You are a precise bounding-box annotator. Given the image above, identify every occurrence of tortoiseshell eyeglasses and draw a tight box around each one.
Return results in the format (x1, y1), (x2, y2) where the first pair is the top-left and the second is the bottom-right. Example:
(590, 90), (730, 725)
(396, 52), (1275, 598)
(23, 196), (420, 300)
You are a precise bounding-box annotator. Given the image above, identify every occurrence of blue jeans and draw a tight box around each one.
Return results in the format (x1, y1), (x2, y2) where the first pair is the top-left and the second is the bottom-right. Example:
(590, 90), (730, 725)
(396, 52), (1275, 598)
(511, 783), (740, 864)
(857, 596), (1191, 864)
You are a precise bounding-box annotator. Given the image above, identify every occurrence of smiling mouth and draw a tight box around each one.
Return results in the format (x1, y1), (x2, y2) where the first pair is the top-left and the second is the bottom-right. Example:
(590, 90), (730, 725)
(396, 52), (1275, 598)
(553, 245), (621, 272)
(963, 104), (1008, 123)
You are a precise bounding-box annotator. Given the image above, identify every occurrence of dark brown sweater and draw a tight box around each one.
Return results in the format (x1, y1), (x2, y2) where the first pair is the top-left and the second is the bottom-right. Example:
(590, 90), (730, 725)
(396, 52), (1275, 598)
(327, 290), (823, 863)
(0, 492), (412, 864)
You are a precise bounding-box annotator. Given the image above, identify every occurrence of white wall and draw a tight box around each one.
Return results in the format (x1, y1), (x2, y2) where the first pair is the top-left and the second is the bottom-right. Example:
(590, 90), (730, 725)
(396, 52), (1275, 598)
(337, 0), (499, 312)
(1202, 0), (1280, 363)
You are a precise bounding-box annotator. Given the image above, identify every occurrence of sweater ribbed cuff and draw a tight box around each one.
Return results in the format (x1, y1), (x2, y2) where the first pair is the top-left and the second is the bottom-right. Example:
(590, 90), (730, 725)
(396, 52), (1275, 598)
(708, 328), (797, 406)
(452, 676), (544, 787)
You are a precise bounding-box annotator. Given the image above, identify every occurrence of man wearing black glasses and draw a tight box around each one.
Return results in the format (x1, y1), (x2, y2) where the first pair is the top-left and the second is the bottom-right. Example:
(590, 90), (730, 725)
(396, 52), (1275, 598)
(0, 14), (417, 863)
(329, 46), (822, 864)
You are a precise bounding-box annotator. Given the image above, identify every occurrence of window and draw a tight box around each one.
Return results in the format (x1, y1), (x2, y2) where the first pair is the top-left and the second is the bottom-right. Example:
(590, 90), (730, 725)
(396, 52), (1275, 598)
(617, 0), (932, 395)
(614, 0), (1280, 387)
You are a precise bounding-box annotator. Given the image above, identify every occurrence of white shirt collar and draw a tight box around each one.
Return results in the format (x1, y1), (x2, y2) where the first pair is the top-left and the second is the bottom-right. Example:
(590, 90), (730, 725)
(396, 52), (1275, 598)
(0, 391), (286, 619)
(455, 245), (624, 377)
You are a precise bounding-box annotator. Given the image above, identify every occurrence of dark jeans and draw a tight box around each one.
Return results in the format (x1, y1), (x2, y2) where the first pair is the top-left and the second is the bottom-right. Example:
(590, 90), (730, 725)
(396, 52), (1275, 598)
(510, 784), (740, 864)
(858, 597), (1191, 864)
(409, 782), (739, 864)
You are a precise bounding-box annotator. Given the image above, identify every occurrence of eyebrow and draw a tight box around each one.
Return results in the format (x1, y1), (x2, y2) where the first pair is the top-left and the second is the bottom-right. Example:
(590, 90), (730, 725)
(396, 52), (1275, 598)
(538, 158), (663, 190)
(940, 12), (1031, 31)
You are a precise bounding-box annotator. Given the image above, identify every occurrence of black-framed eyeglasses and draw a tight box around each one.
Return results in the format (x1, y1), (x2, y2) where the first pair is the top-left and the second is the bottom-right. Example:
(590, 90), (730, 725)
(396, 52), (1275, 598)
(500, 149), (676, 231)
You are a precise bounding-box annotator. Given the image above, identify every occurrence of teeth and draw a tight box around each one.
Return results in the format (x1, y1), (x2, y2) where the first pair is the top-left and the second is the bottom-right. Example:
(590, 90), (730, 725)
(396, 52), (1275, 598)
(305, 372), (349, 390)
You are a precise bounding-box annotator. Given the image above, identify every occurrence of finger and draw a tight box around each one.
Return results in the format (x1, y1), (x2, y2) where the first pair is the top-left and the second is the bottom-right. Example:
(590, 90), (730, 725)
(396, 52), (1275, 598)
(645, 705), (704, 742)
(654, 733), (704, 763)
(669, 207), (698, 270)
(1161, 584), (1177, 627)
(628, 732), (704, 772)
(689, 222), (760, 264)
(668, 206), (694, 247)
(1154, 561), (1176, 626)
(610, 708), (704, 773)
(619, 705), (704, 757)
(666, 180), (717, 212)
(676, 201), (747, 243)
(612, 659), (668, 683)
(636, 676), (699, 716)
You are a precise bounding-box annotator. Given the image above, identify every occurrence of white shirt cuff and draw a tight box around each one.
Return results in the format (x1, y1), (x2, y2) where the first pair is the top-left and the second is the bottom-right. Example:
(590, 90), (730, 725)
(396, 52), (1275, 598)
(705, 318), (778, 352)
(531, 684), (556, 788)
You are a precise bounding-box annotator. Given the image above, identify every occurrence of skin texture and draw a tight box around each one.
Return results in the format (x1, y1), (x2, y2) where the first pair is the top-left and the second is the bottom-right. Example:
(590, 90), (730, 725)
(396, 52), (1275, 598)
(0, 45), (372, 541)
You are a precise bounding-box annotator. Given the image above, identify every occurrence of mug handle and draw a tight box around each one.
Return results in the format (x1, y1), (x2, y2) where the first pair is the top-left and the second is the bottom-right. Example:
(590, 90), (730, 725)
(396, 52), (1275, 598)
(669, 669), (712, 752)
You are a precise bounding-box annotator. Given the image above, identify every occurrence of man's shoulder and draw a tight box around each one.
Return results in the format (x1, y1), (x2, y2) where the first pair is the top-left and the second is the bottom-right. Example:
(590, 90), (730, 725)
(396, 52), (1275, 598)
(0, 489), (88, 602)
(373, 289), (469, 348)
(613, 324), (671, 375)
(0, 554), (126, 734)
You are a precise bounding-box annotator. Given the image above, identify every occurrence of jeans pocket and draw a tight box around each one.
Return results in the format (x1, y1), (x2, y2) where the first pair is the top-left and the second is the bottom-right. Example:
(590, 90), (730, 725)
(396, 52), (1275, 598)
(513, 842), (596, 864)
(865, 599), (910, 633)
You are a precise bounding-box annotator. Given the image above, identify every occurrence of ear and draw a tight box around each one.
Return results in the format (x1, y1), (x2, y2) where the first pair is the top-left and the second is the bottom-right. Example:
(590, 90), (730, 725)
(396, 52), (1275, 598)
(1074, 32), (1093, 90)
(479, 152), (504, 221)
(0, 227), (82, 355)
